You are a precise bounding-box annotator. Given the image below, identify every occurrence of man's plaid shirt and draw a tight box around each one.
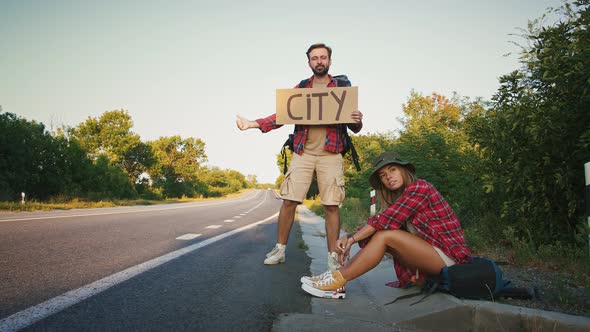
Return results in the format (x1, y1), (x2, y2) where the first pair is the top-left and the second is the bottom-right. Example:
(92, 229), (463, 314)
(255, 75), (362, 155)
(359, 179), (472, 287)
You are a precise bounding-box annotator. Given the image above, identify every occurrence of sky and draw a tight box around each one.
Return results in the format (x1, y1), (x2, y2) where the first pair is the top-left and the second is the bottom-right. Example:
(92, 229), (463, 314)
(0, 0), (563, 184)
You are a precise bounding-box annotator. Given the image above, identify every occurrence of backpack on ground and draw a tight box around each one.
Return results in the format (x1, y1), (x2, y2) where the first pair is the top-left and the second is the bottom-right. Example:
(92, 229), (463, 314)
(385, 256), (534, 306)
(280, 75), (361, 174)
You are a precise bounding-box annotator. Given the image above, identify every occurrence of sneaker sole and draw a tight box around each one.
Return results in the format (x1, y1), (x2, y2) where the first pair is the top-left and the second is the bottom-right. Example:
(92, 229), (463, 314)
(300, 276), (314, 286)
(301, 283), (346, 299)
(263, 257), (285, 265)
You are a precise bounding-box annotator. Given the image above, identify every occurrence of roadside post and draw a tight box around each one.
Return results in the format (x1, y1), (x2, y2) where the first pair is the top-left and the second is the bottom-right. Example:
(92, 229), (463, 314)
(585, 162), (590, 257)
(370, 190), (376, 216)
(21, 192), (25, 206)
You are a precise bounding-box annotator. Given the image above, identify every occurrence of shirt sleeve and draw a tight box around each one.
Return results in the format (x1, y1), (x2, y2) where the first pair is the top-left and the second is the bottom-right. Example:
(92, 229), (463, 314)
(367, 181), (430, 231)
(347, 122), (362, 133)
(255, 114), (283, 133)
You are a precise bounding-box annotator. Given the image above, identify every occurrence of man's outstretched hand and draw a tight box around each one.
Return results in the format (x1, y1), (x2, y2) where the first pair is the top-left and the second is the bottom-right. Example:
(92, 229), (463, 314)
(236, 114), (258, 131)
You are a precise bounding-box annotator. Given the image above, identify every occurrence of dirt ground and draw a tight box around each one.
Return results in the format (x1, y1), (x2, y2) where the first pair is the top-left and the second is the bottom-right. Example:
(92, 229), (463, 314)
(493, 263), (590, 318)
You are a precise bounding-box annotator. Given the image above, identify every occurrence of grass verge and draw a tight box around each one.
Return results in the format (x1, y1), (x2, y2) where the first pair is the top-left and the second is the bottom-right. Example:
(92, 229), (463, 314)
(0, 190), (250, 212)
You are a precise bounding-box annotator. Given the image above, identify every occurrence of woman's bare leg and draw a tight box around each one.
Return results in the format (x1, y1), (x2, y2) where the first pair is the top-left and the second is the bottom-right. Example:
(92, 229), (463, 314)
(339, 230), (446, 281)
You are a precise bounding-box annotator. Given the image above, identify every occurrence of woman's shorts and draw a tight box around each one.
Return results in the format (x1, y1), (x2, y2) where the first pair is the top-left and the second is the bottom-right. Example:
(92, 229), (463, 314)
(434, 247), (456, 267)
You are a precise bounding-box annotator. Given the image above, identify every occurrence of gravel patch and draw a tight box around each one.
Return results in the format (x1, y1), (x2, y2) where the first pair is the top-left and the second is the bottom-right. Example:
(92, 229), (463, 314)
(496, 264), (590, 318)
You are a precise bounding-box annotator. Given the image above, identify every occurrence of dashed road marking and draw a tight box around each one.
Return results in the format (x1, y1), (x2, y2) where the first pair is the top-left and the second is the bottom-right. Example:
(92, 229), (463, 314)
(224, 220), (234, 223)
(176, 234), (202, 240)
(205, 225), (221, 229)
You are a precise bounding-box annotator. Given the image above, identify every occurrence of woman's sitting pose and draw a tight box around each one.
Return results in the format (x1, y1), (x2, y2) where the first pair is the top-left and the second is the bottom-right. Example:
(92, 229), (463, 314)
(301, 151), (472, 299)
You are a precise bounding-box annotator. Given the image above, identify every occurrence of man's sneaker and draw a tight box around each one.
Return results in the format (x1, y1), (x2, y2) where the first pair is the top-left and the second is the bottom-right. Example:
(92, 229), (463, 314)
(264, 244), (285, 265)
(327, 251), (342, 271)
(300, 270), (331, 286)
(301, 270), (347, 299)
(266, 243), (285, 258)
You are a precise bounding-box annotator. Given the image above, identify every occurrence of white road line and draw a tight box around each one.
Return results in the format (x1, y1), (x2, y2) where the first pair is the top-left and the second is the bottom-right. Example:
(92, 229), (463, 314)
(205, 225), (221, 229)
(175, 234), (202, 240)
(223, 220), (234, 223)
(234, 216), (242, 219)
(0, 190), (264, 223)
(0, 212), (278, 332)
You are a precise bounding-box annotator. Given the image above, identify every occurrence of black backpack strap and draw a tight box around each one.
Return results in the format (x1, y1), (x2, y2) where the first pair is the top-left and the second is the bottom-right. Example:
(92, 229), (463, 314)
(334, 75), (360, 171)
(299, 75), (350, 88)
(384, 280), (440, 306)
(281, 134), (294, 174)
(497, 287), (533, 300)
(332, 75), (351, 87)
(281, 145), (288, 175)
(410, 281), (440, 306)
(383, 290), (424, 305)
(350, 143), (361, 171)
(298, 78), (310, 88)
(344, 129), (361, 171)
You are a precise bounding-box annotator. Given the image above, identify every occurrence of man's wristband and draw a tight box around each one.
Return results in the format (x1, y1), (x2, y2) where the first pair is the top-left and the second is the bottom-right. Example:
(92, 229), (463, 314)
(350, 234), (356, 243)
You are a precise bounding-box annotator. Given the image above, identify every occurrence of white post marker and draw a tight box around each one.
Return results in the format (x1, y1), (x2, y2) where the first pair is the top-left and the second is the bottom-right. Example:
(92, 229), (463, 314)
(21, 192), (25, 205)
(585, 162), (590, 258)
(370, 190), (376, 216)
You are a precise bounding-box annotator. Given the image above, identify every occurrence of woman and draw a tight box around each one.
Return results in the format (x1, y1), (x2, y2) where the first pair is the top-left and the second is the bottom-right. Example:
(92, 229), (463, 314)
(301, 151), (471, 299)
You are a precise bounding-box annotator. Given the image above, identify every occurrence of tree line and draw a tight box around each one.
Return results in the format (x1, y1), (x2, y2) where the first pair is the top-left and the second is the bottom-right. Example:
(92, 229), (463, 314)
(304, 1), (589, 252)
(0, 109), (258, 202)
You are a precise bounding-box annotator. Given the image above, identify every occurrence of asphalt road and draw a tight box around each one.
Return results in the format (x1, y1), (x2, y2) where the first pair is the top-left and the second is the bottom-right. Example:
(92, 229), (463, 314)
(0, 190), (312, 331)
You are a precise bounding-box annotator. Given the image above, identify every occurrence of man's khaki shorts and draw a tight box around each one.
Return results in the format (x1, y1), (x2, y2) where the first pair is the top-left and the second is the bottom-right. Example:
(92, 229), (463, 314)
(279, 152), (345, 206)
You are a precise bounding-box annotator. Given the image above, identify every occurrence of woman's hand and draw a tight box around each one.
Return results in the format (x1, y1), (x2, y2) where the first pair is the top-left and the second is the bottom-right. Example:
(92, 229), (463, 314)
(339, 247), (350, 265)
(337, 234), (356, 265)
(336, 235), (348, 253)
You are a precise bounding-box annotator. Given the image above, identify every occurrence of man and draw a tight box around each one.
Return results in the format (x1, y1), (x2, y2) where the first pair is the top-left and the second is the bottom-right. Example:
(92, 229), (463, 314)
(236, 43), (363, 271)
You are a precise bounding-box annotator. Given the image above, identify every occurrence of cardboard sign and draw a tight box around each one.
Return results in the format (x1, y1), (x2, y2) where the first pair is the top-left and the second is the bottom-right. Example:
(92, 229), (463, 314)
(276, 86), (358, 124)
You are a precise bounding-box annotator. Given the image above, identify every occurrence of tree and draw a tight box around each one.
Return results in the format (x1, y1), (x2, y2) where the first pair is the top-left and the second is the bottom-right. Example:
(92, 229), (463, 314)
(396, 92), (485, 223)
(467, 1), (590, 244)
(201, 167), (248, 197)
(399, 91), (461, 132)
(246, 174), (258, 187)
(0, 111), (135, 201)
(0, 112), (52, 200)
(0, 112), (77, 200)
(84, 155), (137, 199)
(148, 136), (208, 198)
(69, 110), (152, 183)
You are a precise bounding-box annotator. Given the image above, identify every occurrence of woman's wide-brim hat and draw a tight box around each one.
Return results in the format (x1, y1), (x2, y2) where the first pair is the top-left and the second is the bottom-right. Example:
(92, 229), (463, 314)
(369, 151), (415, 189)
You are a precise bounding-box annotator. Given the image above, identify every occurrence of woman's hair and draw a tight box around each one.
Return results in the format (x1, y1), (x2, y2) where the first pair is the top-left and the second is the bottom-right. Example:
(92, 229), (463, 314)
(375, 164), (417, 213)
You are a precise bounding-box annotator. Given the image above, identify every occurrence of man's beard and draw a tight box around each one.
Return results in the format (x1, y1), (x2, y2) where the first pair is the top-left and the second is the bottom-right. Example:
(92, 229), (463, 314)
(312, 65), (330, 76)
